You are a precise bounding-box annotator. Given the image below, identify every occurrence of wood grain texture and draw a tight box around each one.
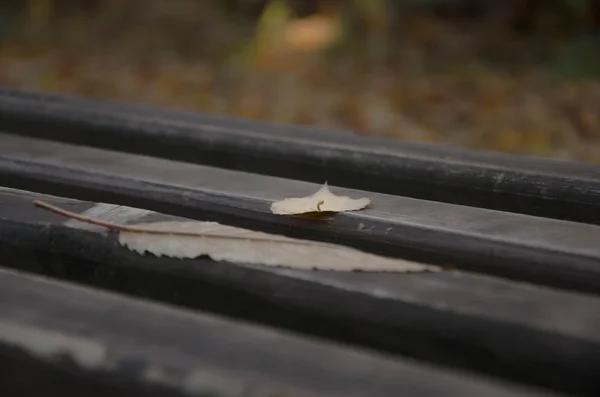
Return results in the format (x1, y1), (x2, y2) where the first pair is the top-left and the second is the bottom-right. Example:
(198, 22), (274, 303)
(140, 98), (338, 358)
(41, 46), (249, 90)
(1, 87), (599, 224)
(1, 134), (600, 294)
(1, 187), (599, 396)
(3, 268), (566, 397)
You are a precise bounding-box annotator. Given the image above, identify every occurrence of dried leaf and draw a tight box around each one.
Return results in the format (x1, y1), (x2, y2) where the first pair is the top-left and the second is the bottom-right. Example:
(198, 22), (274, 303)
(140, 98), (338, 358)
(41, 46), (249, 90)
(34, 200), (437, 273)
(270, 182), (370, 215)
(118, 221), (437, 272)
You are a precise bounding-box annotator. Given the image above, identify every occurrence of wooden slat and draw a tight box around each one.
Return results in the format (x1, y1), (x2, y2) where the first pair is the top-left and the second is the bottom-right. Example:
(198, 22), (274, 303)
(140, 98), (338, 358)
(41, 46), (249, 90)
(1, 134), (600, 294)
(1, 87), (599, 224)
(3, 268), (564, 397)
(1, 187), (599, 396)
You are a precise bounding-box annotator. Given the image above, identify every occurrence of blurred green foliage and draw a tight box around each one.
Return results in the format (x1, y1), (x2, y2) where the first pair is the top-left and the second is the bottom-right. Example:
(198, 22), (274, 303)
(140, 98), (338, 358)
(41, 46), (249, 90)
(2, 0), (599, 34)
(3, 0), (599, 71)
(3, 0), (599, 64)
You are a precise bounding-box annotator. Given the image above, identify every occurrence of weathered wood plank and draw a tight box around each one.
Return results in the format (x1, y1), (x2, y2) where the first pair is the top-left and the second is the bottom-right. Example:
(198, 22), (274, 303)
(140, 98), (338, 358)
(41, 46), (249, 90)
(1, 87), (599, 224)
(3, 268), (565, 397)
(1, 187), (599, 396)
(1, 134), (600, 294)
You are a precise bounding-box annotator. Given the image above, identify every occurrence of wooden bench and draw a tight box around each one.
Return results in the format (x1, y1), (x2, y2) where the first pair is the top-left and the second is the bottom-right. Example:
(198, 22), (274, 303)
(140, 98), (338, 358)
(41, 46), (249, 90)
(1, 88), (599, 397)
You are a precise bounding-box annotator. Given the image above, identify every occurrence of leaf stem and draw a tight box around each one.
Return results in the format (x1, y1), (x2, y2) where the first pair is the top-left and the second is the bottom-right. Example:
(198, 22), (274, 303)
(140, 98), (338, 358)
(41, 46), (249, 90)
(34, 200), (149, 232)
(32, 200), (324, 244)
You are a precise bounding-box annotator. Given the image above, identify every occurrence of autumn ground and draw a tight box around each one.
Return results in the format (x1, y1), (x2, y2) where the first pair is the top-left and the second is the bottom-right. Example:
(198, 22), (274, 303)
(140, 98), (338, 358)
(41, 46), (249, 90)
(1, 1), (600, 163)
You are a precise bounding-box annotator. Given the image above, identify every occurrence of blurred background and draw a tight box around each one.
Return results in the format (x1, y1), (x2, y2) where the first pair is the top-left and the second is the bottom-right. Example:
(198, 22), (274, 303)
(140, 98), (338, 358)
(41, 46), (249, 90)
(1, 0), (599, 162)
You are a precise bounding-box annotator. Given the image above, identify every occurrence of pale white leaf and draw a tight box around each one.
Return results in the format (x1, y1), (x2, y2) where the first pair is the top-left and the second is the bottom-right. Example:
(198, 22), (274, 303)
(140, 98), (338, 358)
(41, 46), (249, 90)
(270, 182), (370, 215)
(119, 221), (438, 273)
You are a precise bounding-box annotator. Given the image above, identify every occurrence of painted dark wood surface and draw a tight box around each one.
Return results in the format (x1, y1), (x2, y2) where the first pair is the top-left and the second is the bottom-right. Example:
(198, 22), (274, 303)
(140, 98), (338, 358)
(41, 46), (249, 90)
(1, 134), (600, 294)
(3, 268), (567, 397)
(1, 187), (599, 396)
(1, 87), (599, 224)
